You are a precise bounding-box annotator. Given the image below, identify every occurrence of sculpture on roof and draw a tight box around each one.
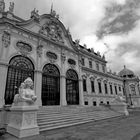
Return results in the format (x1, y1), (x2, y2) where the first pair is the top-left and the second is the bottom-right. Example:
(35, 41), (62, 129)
(0, 0), (5, 13)
(75, 39), (80, 46)
(50, 3), (59, 19)
(13, 77), (37, 105)
(31, 8), (40, 22)
(9, 2), (14, 13)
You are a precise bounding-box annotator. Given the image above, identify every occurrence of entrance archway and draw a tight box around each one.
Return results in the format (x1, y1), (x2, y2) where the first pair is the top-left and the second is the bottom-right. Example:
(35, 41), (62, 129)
(42, 64), (60, 105)
(5, 55), (34, 105)
(66, 69), (79, 105)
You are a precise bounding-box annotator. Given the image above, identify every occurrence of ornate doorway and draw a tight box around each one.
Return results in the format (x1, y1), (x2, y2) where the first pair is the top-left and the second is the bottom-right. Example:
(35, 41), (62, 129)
(5, 55), (34, 105)
(42, 64), (60, 105)
(66, 69), (79, 105)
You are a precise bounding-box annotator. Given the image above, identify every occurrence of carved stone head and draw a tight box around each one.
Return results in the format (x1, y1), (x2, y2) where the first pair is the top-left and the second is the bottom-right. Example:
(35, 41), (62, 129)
(24, 77), (34, 89)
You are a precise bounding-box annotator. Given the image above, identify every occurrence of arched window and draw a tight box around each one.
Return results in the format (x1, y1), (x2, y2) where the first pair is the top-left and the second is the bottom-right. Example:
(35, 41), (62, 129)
(5, 55), (34, 105)
(42, 64), (60, 105)
(66, 69), (79, 105)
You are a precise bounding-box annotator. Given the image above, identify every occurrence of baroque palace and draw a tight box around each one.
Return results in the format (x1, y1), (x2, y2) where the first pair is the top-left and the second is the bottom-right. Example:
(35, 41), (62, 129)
(0, 0), (140, 109)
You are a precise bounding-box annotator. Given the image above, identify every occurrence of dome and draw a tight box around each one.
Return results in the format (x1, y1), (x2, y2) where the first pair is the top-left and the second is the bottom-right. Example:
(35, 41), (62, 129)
(118, 65), (135, 78)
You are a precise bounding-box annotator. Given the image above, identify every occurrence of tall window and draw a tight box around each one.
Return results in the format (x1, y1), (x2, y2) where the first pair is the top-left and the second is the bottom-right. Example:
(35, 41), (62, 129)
(42, 64), (60, 105)
(81, 58), (85, 66)
(83, 79), (87, 92)
(102, 65), (105, 73)
(119, 86), (121, 91)
(98, 82), (102, 93)
(104, 83), (108, 94)
(89, 61), (92, 68)
(91, 81), (95, 92)
(115, 85), (118, 95)
(5, 55), (34, 105)
(110, 84), (113, 94)
(96, 63), (99, 71)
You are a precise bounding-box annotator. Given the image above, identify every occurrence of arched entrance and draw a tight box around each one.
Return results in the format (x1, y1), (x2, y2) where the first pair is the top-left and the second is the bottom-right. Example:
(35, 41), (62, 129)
(5, 55), (34, 105)
(42, 64), (60, 105)
(66, 69), (79, 105)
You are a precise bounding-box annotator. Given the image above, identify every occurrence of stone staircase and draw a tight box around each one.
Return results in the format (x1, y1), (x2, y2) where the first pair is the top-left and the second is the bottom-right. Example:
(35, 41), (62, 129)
(37, 106), (123, 132)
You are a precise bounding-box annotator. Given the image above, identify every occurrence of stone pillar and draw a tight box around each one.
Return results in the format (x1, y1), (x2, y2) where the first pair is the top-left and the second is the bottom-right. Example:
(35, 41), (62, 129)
(0, 62), (8, 108)
(60, 52), (67, 106)
(79, 79), (84, 105)
(34, 70), (42, 106)
(60, 75), (67, 106)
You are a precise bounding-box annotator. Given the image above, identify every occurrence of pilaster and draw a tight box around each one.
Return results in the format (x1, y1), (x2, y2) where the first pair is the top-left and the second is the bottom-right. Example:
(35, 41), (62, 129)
(79, 79), (84, 105)
(60, 75), (67, 105)
(0, 62), (8, 107)
(60, 52), (67, 106)
(34, 70), (42, 106)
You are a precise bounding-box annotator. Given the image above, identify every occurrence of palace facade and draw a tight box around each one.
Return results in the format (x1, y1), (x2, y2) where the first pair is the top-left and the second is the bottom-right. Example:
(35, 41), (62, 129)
(0, 0), (140, 108)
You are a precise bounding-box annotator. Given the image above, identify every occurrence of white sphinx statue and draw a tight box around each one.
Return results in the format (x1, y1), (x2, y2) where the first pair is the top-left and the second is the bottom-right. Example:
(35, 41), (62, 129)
(113, 94), (126, 103)
(13, 77), (37, 106)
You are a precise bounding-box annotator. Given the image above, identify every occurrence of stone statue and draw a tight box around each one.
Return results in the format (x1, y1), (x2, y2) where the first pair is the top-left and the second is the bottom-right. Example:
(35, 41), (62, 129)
(112, 94), (126, 104)
(31, 8), (40, 21)
(9, 2), (14, 13)
(13, 77), (37, 105)
(0, 0), (5, 13)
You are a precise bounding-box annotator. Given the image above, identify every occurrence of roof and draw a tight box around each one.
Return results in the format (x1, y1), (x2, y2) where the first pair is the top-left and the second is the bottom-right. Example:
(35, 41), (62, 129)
(118, 65), (134, 77)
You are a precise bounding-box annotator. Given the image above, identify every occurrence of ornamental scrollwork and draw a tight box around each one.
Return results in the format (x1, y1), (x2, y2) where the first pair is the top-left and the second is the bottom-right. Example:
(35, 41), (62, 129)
(46, 51), (57, 63)
(61, 52), (66, 64)
(68, 59), (76, 65)
(24, 113), (35, 125)
(37, 45), (43, 57)
(68, 58), (76, 69)
(2, 30), (11, 48)
(16, 41), (32, 56)
(39, 20), (64, 43)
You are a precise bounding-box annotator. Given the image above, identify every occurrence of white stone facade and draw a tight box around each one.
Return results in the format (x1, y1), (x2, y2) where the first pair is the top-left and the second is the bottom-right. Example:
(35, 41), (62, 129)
(0, 1), (140, 108)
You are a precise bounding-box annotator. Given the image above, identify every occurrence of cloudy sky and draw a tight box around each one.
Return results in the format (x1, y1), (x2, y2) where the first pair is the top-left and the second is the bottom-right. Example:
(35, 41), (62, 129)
(4, 0), (140, 75)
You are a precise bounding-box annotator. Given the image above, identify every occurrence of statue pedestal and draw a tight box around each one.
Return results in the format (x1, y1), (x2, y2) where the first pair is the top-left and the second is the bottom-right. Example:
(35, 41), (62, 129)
(7, 104), (39, 138)
(110, 102), (129, 116)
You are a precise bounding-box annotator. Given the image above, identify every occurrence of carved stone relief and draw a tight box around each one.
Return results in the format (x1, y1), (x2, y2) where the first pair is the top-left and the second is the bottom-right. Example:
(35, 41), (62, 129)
(61, 52), (66, 64)
(24, 113), (35, 126)
(39, 19), (64, 43)
(90, 76), (97, 81)
(68, 58), (76, 69)
(46, 51), (57, 63)
(37, 45), (43, 57)
(2, 30), (11, 47)
(16, 41), (32, 56)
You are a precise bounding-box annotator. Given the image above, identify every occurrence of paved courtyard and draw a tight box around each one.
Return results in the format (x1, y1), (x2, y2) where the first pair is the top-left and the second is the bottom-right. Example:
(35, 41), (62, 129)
(1, 111), (140, 140)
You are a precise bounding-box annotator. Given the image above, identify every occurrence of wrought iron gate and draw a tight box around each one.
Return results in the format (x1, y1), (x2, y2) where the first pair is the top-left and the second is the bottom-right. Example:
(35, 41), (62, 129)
(42, 64), (60, 105)
(66, 69), (79, 105)
(5, 56), (34, 105)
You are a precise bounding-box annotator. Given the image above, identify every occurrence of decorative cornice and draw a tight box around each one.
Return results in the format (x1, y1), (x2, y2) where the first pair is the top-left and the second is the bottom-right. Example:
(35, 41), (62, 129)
(79, 49), (107, 64)
(82, 66), (123, 81)
(84, 94), (116, 98)
(90, 75), (97, 81)
(34, 70), (42, 73)
(0, 61), (8, 67)
(82, 74), (87, 79)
